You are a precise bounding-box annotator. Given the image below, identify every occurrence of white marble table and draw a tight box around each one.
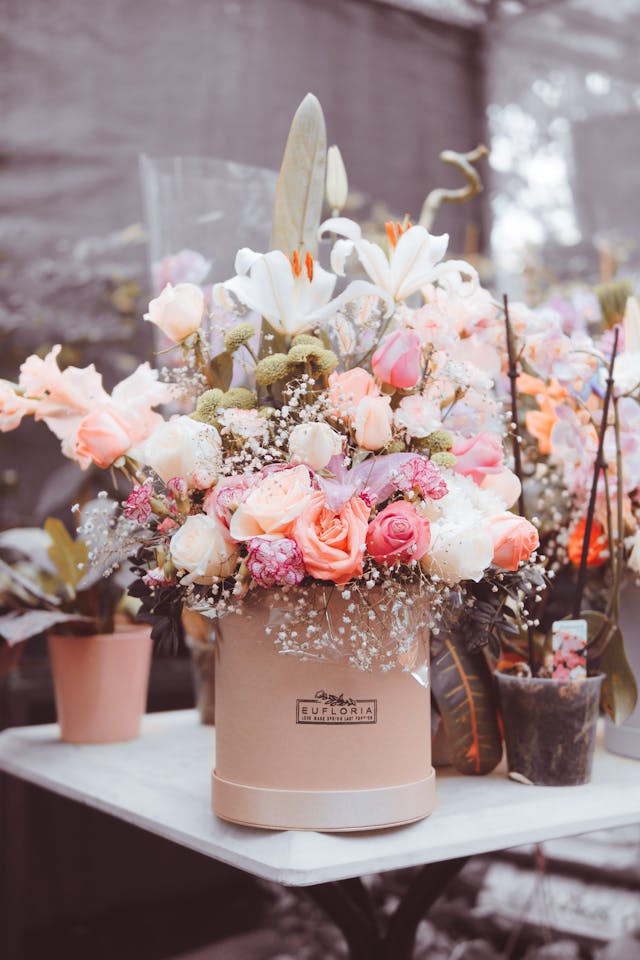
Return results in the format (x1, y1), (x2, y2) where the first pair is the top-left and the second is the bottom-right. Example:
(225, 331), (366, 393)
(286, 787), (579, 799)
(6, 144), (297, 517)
(0, 709), (639, 887)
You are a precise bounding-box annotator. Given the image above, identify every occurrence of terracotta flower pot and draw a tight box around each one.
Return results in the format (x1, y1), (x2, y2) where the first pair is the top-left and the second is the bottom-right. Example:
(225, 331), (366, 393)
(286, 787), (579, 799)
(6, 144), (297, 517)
(47, 624), (153, 744)
(211, 592), (435, 832)
(496, 671), (603, 786)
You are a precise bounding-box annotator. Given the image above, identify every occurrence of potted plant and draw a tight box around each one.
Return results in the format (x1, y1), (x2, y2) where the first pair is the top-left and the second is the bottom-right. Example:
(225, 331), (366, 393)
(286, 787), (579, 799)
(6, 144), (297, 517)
(0, 500), (152, 743)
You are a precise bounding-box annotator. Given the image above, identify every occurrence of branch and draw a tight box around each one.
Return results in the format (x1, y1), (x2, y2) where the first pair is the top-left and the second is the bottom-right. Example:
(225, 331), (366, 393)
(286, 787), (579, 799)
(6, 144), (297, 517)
(419, 145), (488, 231)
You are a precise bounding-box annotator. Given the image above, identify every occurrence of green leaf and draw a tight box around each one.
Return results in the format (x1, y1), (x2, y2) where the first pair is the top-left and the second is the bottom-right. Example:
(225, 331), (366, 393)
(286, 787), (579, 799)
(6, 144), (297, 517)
(209, 351), (233, 391)
(430, 633), (503, 775)
(594, 626), (638, 724)
(0, 610), (94, 646)
(44, 518), (88, 597)
(269, 93), (327, 259)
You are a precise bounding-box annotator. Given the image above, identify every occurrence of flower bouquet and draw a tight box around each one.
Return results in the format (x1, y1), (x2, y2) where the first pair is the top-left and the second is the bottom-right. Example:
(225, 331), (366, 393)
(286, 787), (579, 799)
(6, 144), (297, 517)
(460, 282), (640, 781)
(0, 500), (152, 742)
(1, 95), (544, 827)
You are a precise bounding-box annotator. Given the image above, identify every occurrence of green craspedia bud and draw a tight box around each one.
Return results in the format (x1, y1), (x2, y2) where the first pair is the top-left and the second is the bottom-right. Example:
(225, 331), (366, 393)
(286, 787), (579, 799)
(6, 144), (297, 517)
(218, 387), (256, 409)
(287, 343), (323, 364)
(426, 429), (454, 452)
(255, 353), (290, 386)
(316, 349), (339, 374)
(431, 451), (457, 468)
(387, 439), (406, 453)
(192, 388), (224, 423)
(224, 323), (256, 354)
(291, 334), (325, 349)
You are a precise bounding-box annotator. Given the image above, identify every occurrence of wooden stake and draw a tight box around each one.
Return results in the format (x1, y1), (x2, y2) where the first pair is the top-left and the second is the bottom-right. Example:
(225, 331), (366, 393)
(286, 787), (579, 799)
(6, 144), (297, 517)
(572, 327), (620, 619)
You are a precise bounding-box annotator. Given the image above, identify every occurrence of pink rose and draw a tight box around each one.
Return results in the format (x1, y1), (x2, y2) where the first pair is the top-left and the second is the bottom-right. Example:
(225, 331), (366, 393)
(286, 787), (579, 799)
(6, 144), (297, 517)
(481, 469), (521, 509)
(372, 329), (423, 389)
(292, 492), (370, 585)
(451, 432), (504, 484)
(327, 368), (379, 421)
(366, 501), (431, 565)
(229, 465), (313, 541)
(75, 405), (136, 468)
(204, 474), (254, 528)
(489, 513), (539, 571)
(354, 395), (393, 451)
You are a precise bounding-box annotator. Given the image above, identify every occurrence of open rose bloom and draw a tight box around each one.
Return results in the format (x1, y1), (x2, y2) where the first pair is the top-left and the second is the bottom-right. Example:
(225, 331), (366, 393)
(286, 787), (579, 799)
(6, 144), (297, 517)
(2, 107), (548, 675)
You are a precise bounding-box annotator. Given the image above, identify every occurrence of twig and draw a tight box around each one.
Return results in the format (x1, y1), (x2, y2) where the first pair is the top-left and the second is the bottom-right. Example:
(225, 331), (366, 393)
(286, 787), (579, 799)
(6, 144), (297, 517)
(503, 295), (526, 518)
(419, 145), (488, 231)
(573, 327), (619, 619)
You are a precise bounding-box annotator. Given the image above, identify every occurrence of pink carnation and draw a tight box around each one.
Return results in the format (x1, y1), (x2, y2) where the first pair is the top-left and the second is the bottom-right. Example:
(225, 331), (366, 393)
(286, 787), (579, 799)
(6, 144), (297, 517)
(124, 484), (153, 523)
(204, 474), (254, 528)
(167, 477), (188, 500)
(246, 537), (306, 588)
(395, 457), (448, 500)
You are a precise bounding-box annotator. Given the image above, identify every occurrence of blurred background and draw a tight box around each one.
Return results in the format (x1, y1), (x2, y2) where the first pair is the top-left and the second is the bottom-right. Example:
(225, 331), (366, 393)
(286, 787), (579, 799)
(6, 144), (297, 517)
(2, 2), (640, 958)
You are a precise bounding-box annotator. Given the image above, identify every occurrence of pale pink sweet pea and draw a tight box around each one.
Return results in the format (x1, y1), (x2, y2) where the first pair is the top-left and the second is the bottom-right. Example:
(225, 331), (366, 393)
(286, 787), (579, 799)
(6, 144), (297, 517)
(144, 282), (205, 342)
(372, 329), (423, 389)
(451, 432), (504, 485)
(0, 381), (38, 431)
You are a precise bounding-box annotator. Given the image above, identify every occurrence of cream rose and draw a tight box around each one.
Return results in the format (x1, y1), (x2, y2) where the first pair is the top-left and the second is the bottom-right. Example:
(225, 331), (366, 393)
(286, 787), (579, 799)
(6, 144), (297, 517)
(135, 416), (221, 489)
(420, 513), (493, 584)
(354, 395), (393, 451)
(230, 465), (313, 541)
(144, 282), (204, 342)
(170, 514), (238, 585)
(289, 422), (342, 471)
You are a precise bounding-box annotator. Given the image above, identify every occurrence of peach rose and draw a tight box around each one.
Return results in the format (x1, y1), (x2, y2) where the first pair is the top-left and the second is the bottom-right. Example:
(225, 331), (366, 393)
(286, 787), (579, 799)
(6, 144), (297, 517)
(229, 465), (312, 541)
(292, 492), (370, 585)
(354, 395), (393, 451)
(372, 329), (423, 389)
(366, 501), (431, 564)
(451, 431), (504, 484)
(480, 469), (521, 509)
(144, 282), (204, 342)
(75, 405), (136, 468)
(489, 513), (539, 571)
(327, 368), (379, 421)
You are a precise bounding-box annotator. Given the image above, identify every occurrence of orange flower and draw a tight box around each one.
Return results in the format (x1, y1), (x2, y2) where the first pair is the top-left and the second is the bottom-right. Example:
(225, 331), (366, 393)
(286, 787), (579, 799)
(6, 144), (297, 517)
(525, 396), (559, 455)
(292, 492), (370, 585)
(567, 518), (609, 568)
(517, 372), (546, 395)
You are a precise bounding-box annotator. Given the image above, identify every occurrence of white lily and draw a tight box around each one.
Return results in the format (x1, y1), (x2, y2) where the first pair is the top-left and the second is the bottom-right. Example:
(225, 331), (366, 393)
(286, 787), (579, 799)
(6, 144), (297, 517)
(320, 217), (478, 303)
(213, 247), (392, 336)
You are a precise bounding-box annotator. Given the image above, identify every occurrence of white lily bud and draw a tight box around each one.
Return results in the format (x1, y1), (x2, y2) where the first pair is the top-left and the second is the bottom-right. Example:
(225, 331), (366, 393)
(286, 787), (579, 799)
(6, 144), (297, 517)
(326, 145), (348, 214)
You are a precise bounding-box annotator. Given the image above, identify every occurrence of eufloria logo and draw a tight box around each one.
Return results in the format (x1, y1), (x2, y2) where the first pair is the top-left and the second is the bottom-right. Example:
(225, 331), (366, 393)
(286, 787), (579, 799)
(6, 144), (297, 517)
(296, 689), (377, 724)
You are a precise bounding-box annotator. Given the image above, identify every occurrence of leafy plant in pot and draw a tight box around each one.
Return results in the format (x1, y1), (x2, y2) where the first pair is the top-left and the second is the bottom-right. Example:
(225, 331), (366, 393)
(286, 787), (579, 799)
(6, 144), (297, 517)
(0, 499), (152, 743)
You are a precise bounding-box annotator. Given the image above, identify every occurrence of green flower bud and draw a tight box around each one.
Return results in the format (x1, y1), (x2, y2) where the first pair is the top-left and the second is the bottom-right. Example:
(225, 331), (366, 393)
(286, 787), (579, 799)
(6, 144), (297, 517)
(431, 451), (457, 468)
(291, 334), (325, 349)
(255, 353), (290, 386)
(192, 388), (224, 423)
(287, 343), (323, 364)
(315, 349), (339, 374)
(218, 387), (256, 409)
(386, 439), (406, 453)
(426, 429), (454, 452)
(224, 323), (256, 353)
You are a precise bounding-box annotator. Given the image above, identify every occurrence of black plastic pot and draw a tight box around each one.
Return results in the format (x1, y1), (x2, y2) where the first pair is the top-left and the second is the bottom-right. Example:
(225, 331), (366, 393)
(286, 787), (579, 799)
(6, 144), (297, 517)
(495, 671), (604, 786)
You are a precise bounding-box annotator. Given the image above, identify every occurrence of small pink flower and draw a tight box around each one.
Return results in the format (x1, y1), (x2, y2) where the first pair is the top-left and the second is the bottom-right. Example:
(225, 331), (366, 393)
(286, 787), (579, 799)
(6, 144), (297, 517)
(167, 477), (188, 500)
(246, 537), (306, 588)
(124, 484), (153, 523)
(395, 457), (448, 500)
(366, 501), (431, 565)
(372, 329), (423, 389)
(159, 517), (179, 535)
(204, 474), (255, 528)
(143, 567), (174, 587)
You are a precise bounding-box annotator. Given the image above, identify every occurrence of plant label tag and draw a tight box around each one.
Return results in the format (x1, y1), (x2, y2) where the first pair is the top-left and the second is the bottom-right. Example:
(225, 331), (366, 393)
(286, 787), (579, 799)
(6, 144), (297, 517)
(551, 619), (587, 680)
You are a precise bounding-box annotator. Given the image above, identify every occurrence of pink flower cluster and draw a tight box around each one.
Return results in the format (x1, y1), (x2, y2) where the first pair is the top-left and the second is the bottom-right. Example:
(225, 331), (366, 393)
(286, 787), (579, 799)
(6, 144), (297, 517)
(395, 457), (448, 500)
(246, 537), (306, 588)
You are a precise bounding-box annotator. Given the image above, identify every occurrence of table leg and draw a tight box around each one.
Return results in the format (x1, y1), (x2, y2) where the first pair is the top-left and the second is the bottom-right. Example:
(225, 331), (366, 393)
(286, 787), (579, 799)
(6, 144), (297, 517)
(0, 773), (28, 960)
(305, 857), (467, 960)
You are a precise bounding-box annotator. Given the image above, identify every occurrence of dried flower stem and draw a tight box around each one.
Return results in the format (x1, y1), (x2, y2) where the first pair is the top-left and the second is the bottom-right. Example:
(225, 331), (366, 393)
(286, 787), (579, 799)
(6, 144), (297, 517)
(503, 294), (525, 518)
(573, 326), (619, 619)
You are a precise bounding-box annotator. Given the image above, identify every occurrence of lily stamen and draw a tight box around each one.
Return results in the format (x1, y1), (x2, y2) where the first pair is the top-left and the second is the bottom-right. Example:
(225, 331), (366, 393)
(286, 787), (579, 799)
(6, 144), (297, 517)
(305, 251), (314, 283)
(291, 250), (302, 277)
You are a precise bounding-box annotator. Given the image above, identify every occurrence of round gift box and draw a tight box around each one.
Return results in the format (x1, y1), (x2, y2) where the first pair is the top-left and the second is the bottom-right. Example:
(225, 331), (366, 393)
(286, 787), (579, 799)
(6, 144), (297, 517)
(211, 596), (435, 832)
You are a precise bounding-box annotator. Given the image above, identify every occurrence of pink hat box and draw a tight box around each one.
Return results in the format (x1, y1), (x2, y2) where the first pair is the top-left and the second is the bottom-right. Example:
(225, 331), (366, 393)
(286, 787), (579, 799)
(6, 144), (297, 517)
(211, 594), (435, 832)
